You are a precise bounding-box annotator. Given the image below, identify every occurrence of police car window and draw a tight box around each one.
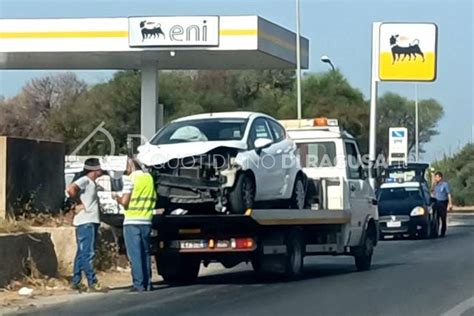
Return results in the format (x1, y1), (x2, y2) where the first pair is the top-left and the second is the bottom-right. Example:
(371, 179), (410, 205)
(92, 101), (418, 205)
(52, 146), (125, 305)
(345, 142), (361, 179)
(297, 142), (336, 167)
(268, 120), (286, 142)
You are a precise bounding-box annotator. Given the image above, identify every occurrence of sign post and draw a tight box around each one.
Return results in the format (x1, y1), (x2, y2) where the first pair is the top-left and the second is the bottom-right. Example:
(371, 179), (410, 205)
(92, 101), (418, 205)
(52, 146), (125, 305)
(368, 22), (381, 190)
(389, 127), (408, 165)
(369, 22), (438, 188)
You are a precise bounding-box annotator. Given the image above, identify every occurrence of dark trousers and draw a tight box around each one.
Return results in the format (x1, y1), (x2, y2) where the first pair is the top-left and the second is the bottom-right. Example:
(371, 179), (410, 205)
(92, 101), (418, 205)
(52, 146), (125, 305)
(435, 200), (448, 237)
(123, 225), (152, 291)
(72, 223), (99, 286)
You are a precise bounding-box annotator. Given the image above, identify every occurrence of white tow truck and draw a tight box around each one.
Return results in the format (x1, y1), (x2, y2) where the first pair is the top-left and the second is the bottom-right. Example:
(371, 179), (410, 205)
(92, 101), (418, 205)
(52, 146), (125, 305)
(150, 118), (379, 283)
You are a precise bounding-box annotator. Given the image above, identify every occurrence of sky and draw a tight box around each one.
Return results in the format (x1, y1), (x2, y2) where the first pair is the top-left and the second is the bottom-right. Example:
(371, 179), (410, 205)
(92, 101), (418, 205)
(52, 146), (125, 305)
(0, 0), (473, 162)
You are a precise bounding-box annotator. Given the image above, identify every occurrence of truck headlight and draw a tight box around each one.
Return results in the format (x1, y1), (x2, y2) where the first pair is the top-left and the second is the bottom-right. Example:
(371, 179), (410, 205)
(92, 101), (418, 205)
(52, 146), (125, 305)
(410, 207), (425, 216)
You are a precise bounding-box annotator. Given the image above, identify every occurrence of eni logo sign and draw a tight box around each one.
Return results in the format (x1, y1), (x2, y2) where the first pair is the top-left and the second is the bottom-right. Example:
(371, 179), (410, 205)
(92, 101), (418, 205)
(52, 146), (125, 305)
(379, 23), (438, 81)
(129, 16), (219, 47)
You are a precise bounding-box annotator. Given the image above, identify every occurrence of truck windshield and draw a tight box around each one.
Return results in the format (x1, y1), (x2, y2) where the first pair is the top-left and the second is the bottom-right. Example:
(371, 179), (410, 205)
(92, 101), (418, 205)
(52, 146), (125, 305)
(297, 142), (337, 167)
(379, 187), (424, 202)
(150, 119), (248, 145)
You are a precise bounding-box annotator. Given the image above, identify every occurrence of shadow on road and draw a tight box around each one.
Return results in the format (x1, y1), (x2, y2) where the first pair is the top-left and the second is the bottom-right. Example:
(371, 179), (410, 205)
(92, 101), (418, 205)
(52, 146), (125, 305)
(160, 262), (406, 287)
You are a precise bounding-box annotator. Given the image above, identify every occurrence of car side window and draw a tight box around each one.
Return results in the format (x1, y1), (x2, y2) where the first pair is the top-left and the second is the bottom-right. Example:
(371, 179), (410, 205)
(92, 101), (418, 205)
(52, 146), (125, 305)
(268, 119), (286, 142)
(248, 118), (273, 149)
(345, 141), (362, 179)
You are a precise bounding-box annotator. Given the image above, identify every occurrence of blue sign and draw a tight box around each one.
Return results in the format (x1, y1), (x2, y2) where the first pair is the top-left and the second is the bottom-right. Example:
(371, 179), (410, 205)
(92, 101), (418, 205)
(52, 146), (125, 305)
(392, 130), (405, 138)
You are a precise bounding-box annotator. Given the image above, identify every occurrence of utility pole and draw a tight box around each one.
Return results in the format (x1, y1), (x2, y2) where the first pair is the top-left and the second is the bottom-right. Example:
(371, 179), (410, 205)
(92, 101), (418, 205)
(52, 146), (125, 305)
(415, 83), (419, 162)
(296, 0), (302, 119)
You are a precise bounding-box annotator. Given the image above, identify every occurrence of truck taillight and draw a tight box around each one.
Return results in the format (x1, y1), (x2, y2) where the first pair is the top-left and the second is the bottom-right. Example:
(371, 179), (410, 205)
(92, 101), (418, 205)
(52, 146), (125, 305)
(231, 238), (254, 249)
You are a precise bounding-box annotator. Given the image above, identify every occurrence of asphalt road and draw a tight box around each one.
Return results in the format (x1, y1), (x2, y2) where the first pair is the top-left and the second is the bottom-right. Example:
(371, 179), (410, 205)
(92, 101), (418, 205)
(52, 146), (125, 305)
(10, 214), (474, 316)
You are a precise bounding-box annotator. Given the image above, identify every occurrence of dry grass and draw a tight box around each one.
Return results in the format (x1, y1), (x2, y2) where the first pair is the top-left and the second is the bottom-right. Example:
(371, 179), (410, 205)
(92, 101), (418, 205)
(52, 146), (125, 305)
(0, 218), (31, 234)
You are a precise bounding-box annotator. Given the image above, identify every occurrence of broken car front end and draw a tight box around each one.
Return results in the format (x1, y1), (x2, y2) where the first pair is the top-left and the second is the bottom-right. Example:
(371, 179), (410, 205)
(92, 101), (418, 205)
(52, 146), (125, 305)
(151, 147), (241, 213)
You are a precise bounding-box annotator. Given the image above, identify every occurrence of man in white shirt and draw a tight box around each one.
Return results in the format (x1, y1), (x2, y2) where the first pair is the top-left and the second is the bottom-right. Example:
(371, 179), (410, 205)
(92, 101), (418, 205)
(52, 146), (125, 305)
(67, 158), (105, 292)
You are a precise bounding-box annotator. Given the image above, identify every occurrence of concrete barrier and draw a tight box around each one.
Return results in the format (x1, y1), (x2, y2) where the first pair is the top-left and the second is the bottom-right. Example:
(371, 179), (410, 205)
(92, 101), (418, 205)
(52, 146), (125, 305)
(30, 227), (77, 275)
(0, 232), (58, 288)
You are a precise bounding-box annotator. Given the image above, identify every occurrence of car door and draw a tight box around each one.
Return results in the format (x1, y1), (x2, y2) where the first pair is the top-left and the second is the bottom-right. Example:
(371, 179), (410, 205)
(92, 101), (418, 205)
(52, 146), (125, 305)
(267, 118), (296, 199)
(345, 140), (370, 244)
(245, 117), (277, 201)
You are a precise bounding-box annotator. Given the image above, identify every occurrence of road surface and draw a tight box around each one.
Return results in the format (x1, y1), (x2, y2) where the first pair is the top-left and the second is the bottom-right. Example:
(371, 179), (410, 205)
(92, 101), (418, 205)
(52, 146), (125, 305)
(9, 214), (474, 316)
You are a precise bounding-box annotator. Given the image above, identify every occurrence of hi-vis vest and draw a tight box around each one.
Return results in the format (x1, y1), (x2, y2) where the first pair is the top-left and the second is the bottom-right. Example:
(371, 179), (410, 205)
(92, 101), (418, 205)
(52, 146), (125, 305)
(123, 171), (156, 225)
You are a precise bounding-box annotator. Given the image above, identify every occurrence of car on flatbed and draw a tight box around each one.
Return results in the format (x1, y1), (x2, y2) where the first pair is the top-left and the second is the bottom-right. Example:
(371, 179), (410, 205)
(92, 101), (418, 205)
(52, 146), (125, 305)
(137, 112), (306, 214)
(152, 118), (379, 283)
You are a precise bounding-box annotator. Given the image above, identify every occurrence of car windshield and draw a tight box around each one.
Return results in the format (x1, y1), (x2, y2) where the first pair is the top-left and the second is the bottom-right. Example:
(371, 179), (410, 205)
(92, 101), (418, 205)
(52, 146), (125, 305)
(150, 118), (248, 145)
(379, 187), (424, 203)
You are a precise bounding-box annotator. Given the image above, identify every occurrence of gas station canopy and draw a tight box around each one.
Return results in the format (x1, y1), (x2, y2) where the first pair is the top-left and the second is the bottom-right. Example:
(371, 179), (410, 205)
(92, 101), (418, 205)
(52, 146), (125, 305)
(0, 16), (309, 69)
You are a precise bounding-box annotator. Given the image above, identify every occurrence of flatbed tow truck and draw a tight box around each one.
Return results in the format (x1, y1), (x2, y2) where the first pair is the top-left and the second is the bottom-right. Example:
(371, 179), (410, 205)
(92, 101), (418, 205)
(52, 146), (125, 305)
(151, 118), (379, 283)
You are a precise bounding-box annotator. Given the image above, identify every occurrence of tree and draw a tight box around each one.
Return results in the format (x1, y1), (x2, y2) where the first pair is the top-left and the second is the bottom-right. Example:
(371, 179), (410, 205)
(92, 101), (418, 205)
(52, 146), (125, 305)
(0, 70), (444, 162)
(0, 73), (87, 139)
(376, 93), (444, 158)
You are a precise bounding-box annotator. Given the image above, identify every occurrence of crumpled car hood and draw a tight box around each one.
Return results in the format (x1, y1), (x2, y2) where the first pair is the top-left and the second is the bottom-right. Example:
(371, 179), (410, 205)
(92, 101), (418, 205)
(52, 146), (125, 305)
(137, 141), (247, 166)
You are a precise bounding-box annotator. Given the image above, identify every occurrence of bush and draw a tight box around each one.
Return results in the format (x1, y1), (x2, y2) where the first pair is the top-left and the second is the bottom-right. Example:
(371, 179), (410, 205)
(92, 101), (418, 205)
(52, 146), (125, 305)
(433, 143), (474, 206)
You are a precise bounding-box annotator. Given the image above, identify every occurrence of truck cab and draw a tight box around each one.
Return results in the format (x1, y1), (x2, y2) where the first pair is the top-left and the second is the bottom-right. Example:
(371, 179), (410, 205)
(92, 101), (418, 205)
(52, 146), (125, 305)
(281, 118), (379, 247)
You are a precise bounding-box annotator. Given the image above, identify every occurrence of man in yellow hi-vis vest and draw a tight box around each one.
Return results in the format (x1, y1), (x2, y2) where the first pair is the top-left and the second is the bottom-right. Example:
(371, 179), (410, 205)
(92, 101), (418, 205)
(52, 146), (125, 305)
(113, 158), (156, 292)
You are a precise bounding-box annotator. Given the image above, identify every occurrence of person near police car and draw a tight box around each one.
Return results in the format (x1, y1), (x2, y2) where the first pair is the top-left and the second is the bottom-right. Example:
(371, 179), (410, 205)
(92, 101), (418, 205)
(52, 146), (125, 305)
(433, 171), (452, 237)
(66, 158), (105, 292)
(113, 158), (156, 292)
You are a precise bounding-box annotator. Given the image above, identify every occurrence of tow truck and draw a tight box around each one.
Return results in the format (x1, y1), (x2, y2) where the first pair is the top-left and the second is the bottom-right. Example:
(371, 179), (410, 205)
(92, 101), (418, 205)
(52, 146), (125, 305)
(152, 118), (379, 283)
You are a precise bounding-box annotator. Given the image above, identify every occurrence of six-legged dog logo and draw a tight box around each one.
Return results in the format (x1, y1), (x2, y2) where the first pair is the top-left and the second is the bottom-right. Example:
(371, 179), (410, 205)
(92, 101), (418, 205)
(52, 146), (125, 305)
(389, 34), (425, 64)
(140, 20), (165, 41)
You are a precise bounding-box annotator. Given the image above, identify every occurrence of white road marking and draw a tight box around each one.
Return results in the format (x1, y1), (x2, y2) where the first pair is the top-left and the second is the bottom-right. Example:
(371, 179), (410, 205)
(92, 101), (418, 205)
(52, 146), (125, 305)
(441, 296), (474, 316)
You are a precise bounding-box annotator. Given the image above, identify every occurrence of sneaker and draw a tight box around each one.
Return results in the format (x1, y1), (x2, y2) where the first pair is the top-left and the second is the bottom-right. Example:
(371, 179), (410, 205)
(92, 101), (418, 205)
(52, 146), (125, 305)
(71, 283), (87, 292)
(129, 287), (145, 293)
(88, 282), (107, 293)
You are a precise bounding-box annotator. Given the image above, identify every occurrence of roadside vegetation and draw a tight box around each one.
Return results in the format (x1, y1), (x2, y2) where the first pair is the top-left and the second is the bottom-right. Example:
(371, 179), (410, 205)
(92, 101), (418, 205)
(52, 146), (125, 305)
(433, 143), (474, 206)
(0, 69), (443, 157)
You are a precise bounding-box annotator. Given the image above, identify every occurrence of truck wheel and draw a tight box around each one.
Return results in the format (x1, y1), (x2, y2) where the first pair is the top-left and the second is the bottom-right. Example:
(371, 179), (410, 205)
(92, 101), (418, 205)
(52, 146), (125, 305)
(289, 176), (306, 210)
(228, 172), (255, 214)
(156, 254), (200, 284)
(284, 229), (304, 278)
(354, 231), (374, 271)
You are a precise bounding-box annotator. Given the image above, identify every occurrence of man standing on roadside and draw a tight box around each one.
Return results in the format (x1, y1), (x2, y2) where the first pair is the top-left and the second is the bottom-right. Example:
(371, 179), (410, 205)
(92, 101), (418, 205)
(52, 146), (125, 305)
(67, 158), (104, 292)
(433, 171), (453, 237)
(114, 158), (156, 292)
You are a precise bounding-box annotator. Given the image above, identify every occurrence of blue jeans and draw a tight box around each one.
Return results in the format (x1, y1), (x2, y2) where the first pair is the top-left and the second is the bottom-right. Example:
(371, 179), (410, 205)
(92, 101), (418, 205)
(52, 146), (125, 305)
(72, 223), (99, 286)
(123, 225), (152, 291)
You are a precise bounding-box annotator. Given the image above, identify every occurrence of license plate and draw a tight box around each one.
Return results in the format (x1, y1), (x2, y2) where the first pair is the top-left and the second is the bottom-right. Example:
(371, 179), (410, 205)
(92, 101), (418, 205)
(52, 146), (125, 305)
(179, 240), (208, 249)
(387, 221), (401, 228)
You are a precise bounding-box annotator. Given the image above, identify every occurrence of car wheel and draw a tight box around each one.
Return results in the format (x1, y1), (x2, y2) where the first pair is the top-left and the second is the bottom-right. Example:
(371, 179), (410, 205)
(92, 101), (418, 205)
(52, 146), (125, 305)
(420, 221), (431, 239)
(290, 175), (306, 210)
(228, 172), (255, 214)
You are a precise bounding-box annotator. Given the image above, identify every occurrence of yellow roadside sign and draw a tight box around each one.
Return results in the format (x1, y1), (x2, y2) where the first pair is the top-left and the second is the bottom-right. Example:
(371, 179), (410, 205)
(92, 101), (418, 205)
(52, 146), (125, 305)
(379, 23), (438, 81)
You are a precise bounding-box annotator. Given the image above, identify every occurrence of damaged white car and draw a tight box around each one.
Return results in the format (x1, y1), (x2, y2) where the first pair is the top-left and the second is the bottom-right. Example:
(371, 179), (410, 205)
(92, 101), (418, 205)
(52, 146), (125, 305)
(137, 112), (306, 214)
